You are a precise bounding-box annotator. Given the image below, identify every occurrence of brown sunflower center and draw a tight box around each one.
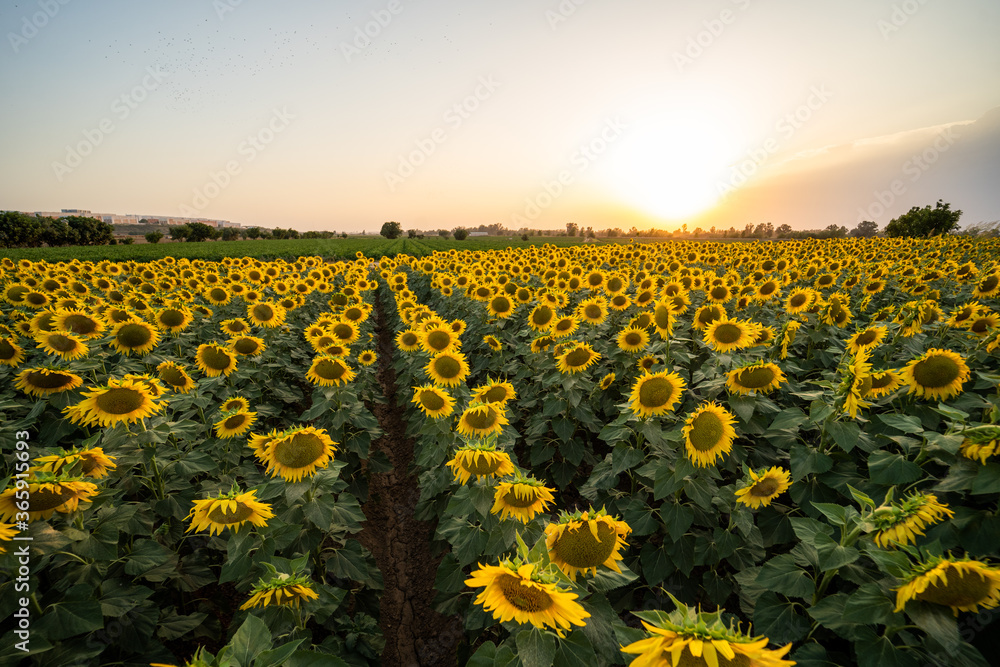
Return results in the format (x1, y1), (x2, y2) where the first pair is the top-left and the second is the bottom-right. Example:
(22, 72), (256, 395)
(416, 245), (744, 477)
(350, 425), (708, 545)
(25, 292), (47, 306)
(159, 366), (187, 387)
(462, 452), (505, 475)
(564, 348), (593, 368)
(912, 355), (961, 389)
(62, 314), (98, 335)
(47, 334), (80, 352)
(159, 310), (185, 327)
(433, 356), (462, 379)
(29, 485), (76, 512)
(345, 307), (363, 321)
(496, 574), (555, 612)
(759, 282), (777, 296)
(737, 366), (777, 389)
(980, 275), (999, 292)
(427, 330), (451, 350)
(419, 390), (446, 411)
(400, 332), (419, 347)
(612, 295), (628, 307)
(201, 346), (235, 371)
(554, 318), (574, 332)
(24, 370), (75, 390)
(653, 305), (672, 330)
(253, 304), (275, 321)
(209, 288), (228, 301)
(315, 359), (346, 380)
(207, 501), (254, 524)
(482, 386), (509, 403)
(0, 340), (17, 360)
(749, 478), (780, 498)
(553, 520), (618, 568)
(869, 372), (895, 390)
(916, 567), (995, 609)
(233, 338), (260, 355)
(224, 414), (248, 429)
(117, 323), (153, 348)
(584, 304), (602, 319)
(638, 377), (676, 409)
(332, 323), (354, 340)
(855, 329), (878, 346)
(492, 296), (512, 313)
(273, 433), (325, 468)
(710, 286), (728, 300)
(624, 332), (643, 346)
(789, 293), (808, 308)
(713, 323), (743, 345)
(971, 318), (992, 334)
(698, 308), (722, 326)
(502, 486), (541, 508)
(464, 407), (499, 430)
(688, 411), (725, 451)
(95, 387), (146, 415)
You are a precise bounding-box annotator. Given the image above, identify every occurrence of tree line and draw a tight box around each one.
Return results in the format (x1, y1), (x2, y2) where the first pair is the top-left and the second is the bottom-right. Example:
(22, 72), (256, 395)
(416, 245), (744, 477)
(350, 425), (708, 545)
(0, 211), (114, 248)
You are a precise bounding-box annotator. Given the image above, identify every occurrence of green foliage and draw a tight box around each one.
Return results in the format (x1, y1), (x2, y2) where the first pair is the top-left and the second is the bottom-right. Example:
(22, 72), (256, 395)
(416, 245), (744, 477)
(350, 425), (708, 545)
(884, 199), (962, 237)
(379, 221), (402, 239)
(452, 227), (469, 240)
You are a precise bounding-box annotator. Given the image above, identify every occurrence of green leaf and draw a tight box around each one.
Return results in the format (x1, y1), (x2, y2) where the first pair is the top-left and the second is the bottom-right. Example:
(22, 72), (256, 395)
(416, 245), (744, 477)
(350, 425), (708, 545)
(826, 420), (860, 452)
(847, 484), (876, 509)
(554, 631), (597, 667)
(729, 394), (756, 423)
(753, 591), (810, 644)
(659, 502), (694, 541)
(906, 601), (961, 656)
(611, 444), (645, 475)
(580, 592), (621, 665)
(124, 539), (177, 580)
(467, 642), (499, 667)
(516, 627), (557, 667)
(156, 609), (208, 640)
(228, 614), (273, 667)
(854, 634), (915, 667)
(33, 600), (103, 641)
(255, 639), (307, 667)
(843, 583), (897, 626)
(972, 463), (1000, 495)
(790, 445), (833, 481)
(284, 651), (351, 667)
(878, 413), (923, 433)
(553, 416), (575, 443)
(755, 554), (816, 598)
(868, 451), (923, 486)
(769, 407), (808, 431)
(811, 503), (851, 527)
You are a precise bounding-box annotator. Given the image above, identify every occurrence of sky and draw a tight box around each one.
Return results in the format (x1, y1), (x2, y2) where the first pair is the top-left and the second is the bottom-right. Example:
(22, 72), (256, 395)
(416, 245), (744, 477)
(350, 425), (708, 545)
(1, 0), (999, 233)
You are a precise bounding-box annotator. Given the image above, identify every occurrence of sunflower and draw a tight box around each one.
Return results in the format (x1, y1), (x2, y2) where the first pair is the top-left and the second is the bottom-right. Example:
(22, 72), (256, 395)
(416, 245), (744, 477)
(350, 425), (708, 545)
(702, 318), (759, 353)
(777, 321), (800, 360)
(240, 573), (319, 610)
(599, 372), (615, 390)
(972, 273), (1000, 298)
(530, 335), (555, 353)
(411, 384), (456, 419)
(968, 313), (999, 337)
(555, 342), (601, 375)
(784, 288), (815, 315)
(621, 598), (794, 667)
(214, 410), (257, 439)
(727, 361), (785, 396)
(456, 403), (509, 439)
(900, 348), (970, 401)
(203, 285), (231, 305)
(329, 319), (360, 345)
(228, 335), (266, 357)
(682, 402), (738, 467)
(545, 508), (631, 581)
(959, 426), (1000, 464)
(152, 307), (194, 333)
(471, 379), (517, 405)
(692, 304), (726, 331)
(528, 304), (556, 331)
(34, 447), (116, 478)
(306, 355), (356, 387)
(156, 361), (196, 393)
(629, 370), (686, 418)
(195, 343), (239, 377)
(0, 478), (100, 522)
(425, 350), (470, 387)
(34, 331), (89, 361)
(110, 320), (160, 356)
(550, 315), (579, 338)
(421, 326), (458, 353)
(576, 297), (608, 325)
(0, 522), (18, 553)
(63, 377), (165, 428)
(734, 467), (792, 509)
(872, 492), (954, 549)
(483, 334), (502, 351)
(895, 555), (1000, 617)
(357, 349), (377, 366)
(186, 488), (274, 536)
(395, 329), (421, 352)
(846, 325), (887, 355)
(487, 293), (516, 319)
(491, 477), (556, 523)
(446, 443), (516, 484)
(14, 366), (84, 397)
(247, 301), (286, 328)
(617, 326), (650, 353)
(866, 369), (902, 398)
(53, 310), (106, 339)
(465, 560), (589, 634)
(220, 318), (251, 335)
(257, 426), (337, 482)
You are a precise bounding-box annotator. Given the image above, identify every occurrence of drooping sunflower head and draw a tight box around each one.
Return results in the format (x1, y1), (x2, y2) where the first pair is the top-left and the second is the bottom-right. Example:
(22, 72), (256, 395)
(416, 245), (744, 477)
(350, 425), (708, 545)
(871, 492), (954, 549)
(545, 508), (631, 580)
(629, 370), (686, 418)
(900, 348), (970, 401)
(734, 466), (792, 509)
(471, 379), (516, 405)
(456, 403), (509, 439)
(446, 442), (516, 484)
(156, 361), (196, 394)
(425, 350), (470, 387)
(726, 361), (786, 396)
(186, 488), (274, 536)
(683, 402), (738, 467)
(33, 446), (117, 479)
(895, 554), (1000, 616)
(240, 572), (320, 610)
(195, 343), (239, 377)
(258, 426), (337, 482)
(491, 476), (556, 523)
(14, 366), (84, 397)
(0, 477), (100, 522)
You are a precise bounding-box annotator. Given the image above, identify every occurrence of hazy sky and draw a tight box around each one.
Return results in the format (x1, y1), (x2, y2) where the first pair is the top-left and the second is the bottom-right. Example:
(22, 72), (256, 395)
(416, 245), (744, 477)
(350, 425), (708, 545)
(2, 0), (998, 232)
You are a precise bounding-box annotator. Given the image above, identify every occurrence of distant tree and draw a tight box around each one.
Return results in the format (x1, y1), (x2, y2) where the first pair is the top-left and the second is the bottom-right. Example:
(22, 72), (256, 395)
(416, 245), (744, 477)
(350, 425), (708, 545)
(566, 222), (579, 237)
(453, 227), (469, 240)
(341, 232), (349, 238)
(139, 218), (149, 224)
(521, 234), (529, 241)
(245, 227), (261, 239)
(0, 212), (44, 247)
(438, 229), (450, 238)
(145, 230), (164, 244)
(776, 224), (793, 238)
(186, 222), (218, 242)
(62, 216), (113, 245)
(407, 229), (417, 238)
(258, 229), (272, 239)
(585, 227), (596, 238)
(849, 220), (879, 238)
(380, 221), (403, 239)
(169, 224), (190, 241)
(884, 200), (962, 238)
(220, 227), (240, 241)
(120, 236), (134, 245)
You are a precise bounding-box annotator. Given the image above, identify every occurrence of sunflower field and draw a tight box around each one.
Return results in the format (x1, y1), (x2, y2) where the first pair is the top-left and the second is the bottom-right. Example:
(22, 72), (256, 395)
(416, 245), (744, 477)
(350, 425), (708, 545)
(2, 237), (1000, 666)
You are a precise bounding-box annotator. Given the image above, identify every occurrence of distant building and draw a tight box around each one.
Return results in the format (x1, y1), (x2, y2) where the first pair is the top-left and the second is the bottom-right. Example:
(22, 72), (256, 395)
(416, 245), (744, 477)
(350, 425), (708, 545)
(468, 231), (488, 237)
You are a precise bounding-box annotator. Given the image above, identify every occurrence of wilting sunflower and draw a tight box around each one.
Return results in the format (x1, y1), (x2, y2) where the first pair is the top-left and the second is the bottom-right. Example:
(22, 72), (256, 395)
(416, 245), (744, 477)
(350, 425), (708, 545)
(152, 307), (194, 333)
(727, 361), (785, 396)
(682, 402), (738, 467)
(846, 325), (887, 355)
(491, 476), (555, 523)
(842, 348), (873, 419)
(471, 378), (516, 405)
(0, 478), (100, 522)
(247, 301), (286, 328)
(195, 343), (238, 377)
(702, 318), (758, 353)
(734, 467), (792, 509)
(599, 372), (615, 390)
(777, 320), (800, 360)
(617, 326), (650, 353)
(186, 488), (274, 536)
(110, 320), (160, 356)
(456, 403), (509, 439)
(900, 348), (970, 401)
(465, 560), (589, 634)
(895, 555), (1000, 616)
(446, 442), (516, 484)
(156, 361), (196, 393)
(357, 349), (377, 366)
(555, 342), (601, 375)
(959, 426), (1000, 464)
(425, 350), (470, 387)
(483, 334), (502, 351)
(258, 426), (337, 482)
(411, 384), (456, 419)
(621, 598), (794, 667)
(0, 337), (25, 367)
(214, 410), (257, 439)
(63, 377), (166, 428)
(240, 573), (319, 610)
(35, 331), (89, 361)
(545, 508), (631, 581)
(629, 370), (686, 418)
(34, 447), (116, 478)
(14, 366), (84, 397)
(306, 355), (356, 387)
(872, 492), (954, 549)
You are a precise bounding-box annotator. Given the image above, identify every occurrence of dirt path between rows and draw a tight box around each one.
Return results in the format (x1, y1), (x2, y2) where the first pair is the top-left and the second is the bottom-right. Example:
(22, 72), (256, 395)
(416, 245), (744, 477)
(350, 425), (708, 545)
(357, 290), (462, 666)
